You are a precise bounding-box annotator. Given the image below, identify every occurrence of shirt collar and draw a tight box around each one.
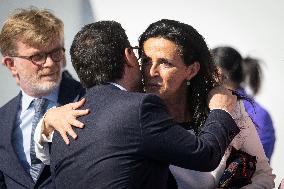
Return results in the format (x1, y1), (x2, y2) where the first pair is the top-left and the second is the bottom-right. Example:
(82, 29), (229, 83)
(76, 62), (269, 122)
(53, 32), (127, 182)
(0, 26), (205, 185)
(109, 82), (127, 91)
(21, 86), (60, 111)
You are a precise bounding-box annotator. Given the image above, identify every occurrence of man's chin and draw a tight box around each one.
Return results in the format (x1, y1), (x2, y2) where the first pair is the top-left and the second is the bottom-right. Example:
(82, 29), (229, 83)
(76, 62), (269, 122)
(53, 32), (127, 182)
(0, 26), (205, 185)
(33, 80), (60, 94)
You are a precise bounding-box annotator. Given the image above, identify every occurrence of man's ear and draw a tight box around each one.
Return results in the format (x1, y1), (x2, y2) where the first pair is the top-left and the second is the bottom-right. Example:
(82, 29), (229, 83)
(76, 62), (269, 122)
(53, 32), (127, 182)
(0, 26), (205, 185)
(2, 57), (20, 85)
(3, 56), (16, 71)
(186, 61), (200, 80)
(124, 48), (136, 67)
(3, 56), (18, 76)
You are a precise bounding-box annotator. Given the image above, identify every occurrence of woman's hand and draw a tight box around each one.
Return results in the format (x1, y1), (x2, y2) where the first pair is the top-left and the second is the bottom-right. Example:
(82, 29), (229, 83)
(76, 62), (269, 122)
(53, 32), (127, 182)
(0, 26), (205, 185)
(208, 86), (237, 114)
(43, 98), (90, 145)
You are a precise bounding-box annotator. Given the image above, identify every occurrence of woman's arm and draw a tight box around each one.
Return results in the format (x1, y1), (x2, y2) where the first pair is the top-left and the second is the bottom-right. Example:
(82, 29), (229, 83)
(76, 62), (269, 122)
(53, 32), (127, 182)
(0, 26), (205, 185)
(232, 100), (275, 189)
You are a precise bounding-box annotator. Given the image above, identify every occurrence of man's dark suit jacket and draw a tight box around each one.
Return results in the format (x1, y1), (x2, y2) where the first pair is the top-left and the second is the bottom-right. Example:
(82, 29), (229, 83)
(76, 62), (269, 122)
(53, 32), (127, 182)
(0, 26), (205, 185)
(51, 84), (239, 189)
(0, 71), (84, 189)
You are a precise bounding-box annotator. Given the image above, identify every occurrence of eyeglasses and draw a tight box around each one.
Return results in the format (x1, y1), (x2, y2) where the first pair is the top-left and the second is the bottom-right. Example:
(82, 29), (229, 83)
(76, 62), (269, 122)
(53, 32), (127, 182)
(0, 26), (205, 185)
(10, 47), (65, 66)
(130, 46), (141, 60)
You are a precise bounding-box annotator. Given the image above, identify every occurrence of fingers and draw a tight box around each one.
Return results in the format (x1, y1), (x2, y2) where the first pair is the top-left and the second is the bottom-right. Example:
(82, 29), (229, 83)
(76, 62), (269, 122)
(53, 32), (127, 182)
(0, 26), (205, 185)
(58, 124), (78, 145)
(59, 130), (70, 145)
(68, 118), (85, 128)
(71, 98), (86, 110)
(61, 98), (86, 111)
(72, 109), (90, 117)
(66, 126), (78, 140)
(59, 116), (87, 145)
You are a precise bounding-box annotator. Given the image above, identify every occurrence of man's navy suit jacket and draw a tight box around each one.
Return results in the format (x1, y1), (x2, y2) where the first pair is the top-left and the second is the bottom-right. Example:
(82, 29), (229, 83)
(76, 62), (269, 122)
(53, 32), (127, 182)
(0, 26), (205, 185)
(0, 72), (84, 189)
(51, 84), (239, 189)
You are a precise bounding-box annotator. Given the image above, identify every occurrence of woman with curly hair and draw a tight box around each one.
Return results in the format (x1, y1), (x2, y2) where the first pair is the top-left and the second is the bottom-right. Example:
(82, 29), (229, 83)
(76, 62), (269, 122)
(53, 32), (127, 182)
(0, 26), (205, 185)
(139, 19), (274, 189)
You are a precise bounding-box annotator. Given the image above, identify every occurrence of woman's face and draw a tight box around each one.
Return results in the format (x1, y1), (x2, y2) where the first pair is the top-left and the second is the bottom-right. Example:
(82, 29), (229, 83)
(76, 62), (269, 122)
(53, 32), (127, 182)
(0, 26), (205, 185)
(141, 37), (192, 101)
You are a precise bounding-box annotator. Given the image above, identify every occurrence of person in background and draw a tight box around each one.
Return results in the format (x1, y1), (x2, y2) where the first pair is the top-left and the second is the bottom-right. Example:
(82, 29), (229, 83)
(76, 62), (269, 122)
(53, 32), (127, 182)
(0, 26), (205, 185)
(212, 46), (275, 161)
(0, 7), (86, 188)
(139, 19), (274, 189)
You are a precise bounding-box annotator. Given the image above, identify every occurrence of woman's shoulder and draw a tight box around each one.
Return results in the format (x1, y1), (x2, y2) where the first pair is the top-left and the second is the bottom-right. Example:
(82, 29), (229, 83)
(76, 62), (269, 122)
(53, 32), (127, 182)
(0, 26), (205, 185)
(230, 100), (255, 149)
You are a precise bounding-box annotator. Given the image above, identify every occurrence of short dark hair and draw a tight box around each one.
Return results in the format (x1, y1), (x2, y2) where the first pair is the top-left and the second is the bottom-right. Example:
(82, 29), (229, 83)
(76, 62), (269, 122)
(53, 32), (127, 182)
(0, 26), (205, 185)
(139, 19), (218, 132)
(70, 21), (130, 88)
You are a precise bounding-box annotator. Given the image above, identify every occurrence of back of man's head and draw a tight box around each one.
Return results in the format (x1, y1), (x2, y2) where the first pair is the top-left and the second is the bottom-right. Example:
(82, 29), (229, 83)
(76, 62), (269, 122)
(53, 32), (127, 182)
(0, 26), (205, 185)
(70, 21), (130, 88)
(0, 7), (64, 56)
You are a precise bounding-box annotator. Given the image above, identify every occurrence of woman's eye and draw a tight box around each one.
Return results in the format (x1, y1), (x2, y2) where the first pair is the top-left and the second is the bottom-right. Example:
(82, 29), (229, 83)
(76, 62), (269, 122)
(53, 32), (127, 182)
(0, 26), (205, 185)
(161, 61), (173, 67)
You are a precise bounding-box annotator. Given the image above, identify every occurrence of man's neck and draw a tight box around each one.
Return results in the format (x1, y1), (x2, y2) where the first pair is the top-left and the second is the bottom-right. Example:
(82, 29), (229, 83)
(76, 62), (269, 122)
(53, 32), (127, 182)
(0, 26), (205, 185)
(109, 82), (127, 91)
(114, 79), (132, 92)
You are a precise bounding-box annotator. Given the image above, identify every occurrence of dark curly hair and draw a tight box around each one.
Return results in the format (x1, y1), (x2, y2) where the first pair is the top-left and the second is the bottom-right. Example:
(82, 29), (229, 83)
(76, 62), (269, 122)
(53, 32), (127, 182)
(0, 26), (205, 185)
(70, 21), (130, 88)
(139, 19), (218, 133)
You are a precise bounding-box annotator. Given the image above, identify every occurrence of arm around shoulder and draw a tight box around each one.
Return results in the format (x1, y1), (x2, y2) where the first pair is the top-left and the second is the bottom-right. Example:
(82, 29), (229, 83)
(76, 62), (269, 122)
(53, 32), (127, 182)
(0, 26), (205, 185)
(139, 94), (239, 172)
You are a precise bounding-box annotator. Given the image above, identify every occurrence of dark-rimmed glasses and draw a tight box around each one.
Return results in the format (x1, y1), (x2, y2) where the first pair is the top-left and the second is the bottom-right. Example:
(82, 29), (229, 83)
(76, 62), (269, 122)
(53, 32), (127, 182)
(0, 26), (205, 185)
(130, 46), (141, 60)
(10, 47), (65, 66)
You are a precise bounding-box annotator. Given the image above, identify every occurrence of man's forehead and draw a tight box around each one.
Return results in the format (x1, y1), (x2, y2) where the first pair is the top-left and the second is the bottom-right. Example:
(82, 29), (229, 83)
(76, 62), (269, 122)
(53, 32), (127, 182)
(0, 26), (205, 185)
(17, 39), (64, 51)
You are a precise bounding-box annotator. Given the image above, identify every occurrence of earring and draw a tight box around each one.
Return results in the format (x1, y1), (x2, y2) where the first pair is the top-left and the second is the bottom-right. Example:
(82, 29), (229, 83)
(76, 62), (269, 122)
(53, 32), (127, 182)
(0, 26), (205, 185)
(186, 80), (191, 86)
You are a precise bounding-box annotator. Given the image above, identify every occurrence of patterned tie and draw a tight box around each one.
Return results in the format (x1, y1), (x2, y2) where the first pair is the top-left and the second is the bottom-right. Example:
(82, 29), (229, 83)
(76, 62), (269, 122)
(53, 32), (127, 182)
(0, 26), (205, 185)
(30, 98), (48, 182)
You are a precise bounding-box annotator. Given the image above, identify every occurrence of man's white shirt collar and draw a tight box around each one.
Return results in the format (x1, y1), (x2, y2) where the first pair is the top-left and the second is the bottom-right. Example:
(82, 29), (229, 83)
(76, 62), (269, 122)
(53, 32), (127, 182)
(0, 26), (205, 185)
(21, 86), (60, 111)
(109, 82), (127, 91)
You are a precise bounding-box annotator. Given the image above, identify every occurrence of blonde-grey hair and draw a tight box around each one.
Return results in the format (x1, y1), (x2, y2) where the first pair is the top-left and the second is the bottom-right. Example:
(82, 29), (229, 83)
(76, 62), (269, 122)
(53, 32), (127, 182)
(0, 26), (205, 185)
(0, 7), (64, 56)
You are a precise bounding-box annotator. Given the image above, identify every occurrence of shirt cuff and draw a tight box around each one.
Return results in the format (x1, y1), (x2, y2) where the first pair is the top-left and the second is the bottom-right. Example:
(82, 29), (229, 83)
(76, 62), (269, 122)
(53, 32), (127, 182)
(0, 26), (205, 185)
(211, 146), (232, 187)
(34, 110), (55, 165)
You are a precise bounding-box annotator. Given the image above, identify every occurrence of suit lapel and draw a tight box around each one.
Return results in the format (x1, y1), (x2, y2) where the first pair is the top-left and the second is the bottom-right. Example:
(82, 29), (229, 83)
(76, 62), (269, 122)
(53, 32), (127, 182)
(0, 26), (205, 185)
(0, 73), (83, 188)
(0, 93), (34, 188)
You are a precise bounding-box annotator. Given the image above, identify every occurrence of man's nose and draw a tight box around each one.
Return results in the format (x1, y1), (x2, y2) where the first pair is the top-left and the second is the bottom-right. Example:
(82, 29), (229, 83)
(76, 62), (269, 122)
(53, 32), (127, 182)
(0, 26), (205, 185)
(43, 56), (57, 67)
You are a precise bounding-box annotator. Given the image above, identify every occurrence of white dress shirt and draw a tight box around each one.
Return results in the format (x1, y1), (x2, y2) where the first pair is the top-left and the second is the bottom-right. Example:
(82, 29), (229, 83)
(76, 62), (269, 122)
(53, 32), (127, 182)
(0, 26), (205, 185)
(14, 88), (58, 172)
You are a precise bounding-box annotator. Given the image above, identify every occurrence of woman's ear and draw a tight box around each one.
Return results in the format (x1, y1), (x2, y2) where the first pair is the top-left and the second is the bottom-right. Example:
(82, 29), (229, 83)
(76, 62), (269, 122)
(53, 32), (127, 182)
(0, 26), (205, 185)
(186, 61), (200, 80)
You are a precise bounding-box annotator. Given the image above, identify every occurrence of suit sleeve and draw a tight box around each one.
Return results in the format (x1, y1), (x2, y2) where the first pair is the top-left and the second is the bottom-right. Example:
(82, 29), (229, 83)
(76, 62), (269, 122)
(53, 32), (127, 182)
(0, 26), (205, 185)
(138, 94), (240, 172)
(0, 171), (6, 189)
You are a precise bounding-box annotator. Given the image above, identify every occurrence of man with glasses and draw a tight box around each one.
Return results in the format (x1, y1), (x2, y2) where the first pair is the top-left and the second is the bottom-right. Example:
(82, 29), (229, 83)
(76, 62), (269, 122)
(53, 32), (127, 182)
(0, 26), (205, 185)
(0, 7), (84, 189)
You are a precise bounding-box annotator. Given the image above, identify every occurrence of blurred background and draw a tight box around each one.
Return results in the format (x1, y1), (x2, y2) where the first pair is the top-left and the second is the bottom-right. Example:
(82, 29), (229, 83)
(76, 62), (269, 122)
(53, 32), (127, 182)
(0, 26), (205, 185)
(1, 0), (283, 187)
